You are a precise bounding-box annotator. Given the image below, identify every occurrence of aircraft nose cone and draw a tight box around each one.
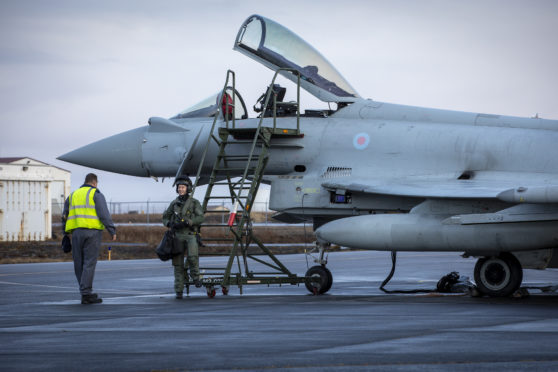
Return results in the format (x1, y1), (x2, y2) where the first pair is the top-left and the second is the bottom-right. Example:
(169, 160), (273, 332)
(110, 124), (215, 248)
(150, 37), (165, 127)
(58, 127), (148, 176)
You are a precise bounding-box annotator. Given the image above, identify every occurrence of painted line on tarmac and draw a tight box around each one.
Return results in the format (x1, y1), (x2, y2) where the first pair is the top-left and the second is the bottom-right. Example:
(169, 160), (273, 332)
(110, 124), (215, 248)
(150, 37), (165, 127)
(0, 280), (163, 297)
(0, 264), (168, 277)
(0, 280), (76, 290)
(36, 293), (175, 305)
(0, 269), (74, 277)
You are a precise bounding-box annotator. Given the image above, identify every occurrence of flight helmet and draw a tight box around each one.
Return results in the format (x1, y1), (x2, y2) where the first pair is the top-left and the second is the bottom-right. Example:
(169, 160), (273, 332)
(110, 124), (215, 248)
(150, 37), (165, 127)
(174, 176), (193, 193)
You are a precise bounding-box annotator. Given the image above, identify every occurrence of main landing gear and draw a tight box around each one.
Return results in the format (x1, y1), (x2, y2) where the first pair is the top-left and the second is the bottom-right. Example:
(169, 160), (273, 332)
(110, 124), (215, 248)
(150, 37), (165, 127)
(474, 252), (523, 297)
(304, 241), (333, 295)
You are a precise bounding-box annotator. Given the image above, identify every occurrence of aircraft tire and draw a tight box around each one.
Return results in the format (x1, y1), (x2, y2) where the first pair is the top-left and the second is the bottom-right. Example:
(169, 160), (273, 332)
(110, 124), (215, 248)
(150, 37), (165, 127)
(323, 266), (333, 293)
(305, 265), (332, 295)
(474, 253), (523, 297)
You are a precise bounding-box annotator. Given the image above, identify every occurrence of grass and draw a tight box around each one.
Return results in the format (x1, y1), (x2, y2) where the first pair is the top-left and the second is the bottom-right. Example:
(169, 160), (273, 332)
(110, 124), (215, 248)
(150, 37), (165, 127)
(0, 221), (318, 263)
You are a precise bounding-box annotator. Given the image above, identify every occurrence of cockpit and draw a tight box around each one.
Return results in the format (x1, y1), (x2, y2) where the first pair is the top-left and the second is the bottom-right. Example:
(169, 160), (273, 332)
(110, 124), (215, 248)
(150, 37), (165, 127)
(171, 87), (248, 121)
(171, 14), (361, 121)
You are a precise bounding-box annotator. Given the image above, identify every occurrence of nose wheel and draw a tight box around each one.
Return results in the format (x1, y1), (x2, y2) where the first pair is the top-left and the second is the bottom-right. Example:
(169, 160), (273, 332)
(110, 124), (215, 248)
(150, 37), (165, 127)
(305, 265), (333, 295)
(206, 286), (216, 298)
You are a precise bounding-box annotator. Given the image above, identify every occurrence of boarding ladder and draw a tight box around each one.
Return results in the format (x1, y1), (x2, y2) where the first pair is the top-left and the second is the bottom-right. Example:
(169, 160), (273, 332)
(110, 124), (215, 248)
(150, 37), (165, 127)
(183, 69), (314, 297)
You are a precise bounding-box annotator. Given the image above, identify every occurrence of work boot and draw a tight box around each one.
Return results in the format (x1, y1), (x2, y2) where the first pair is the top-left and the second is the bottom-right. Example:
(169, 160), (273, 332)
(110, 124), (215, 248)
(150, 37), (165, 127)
(81, 294), (102, 304)
(194, 279), (202, 288)
(175, 292), (183, 299)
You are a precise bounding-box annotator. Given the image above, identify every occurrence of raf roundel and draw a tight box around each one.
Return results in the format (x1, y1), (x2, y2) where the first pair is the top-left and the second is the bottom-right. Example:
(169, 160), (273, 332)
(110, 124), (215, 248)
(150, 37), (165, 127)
(353, 133), (370, 150)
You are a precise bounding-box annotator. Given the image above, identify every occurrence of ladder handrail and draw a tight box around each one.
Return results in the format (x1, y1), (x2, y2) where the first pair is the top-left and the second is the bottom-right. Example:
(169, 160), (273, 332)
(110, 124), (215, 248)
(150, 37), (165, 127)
(259, 68), (301, 134)
(191, 67), (301, 195)
(233, 68), (301, 208)
(271, 68), (301, 133)
(191, 69), (236, 194)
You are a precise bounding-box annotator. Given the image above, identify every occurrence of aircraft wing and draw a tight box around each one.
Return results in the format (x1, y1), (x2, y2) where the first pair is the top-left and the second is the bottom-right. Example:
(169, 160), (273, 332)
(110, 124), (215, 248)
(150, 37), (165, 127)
(322, 176), (558, 203)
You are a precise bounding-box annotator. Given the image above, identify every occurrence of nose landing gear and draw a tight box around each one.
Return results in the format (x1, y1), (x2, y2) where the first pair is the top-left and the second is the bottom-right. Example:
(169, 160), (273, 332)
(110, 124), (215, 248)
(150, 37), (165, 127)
(305, 265), (333, 294)
(304, 241), (333, 295)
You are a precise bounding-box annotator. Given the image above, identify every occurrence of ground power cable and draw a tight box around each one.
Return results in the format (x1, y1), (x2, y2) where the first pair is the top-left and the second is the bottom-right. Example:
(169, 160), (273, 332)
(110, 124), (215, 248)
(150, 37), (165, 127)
(302, 193), (309, 269)
(379, 251), (436, 294)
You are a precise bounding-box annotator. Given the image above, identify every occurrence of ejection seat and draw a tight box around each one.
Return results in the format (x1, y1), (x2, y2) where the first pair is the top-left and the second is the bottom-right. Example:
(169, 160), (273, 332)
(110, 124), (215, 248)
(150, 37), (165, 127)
(253, 84), (298, 118)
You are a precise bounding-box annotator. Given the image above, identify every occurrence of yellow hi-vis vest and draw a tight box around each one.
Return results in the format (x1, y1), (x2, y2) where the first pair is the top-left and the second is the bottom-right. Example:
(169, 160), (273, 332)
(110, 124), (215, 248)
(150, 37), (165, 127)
(65, 186), (105, 232)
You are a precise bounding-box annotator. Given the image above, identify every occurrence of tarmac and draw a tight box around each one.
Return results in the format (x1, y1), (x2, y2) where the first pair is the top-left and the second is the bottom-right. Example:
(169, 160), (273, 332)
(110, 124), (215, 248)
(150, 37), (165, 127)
(1, 250), (558, 371)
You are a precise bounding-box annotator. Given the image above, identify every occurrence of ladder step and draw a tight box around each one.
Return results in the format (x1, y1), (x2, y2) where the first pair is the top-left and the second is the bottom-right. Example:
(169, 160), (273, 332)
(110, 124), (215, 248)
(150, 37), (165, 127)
(221, 141), (263, 145)
(206, 196), (248, 200)
(201, 238), (236, 242)
(214, 167), (256, 171)
(220, 155), (260, 160)
(213, 182), (252, 189)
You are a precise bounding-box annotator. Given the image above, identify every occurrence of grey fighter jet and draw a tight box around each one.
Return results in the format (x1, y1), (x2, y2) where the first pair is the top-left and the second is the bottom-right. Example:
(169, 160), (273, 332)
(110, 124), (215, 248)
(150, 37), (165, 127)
(59, 15), (558, 297)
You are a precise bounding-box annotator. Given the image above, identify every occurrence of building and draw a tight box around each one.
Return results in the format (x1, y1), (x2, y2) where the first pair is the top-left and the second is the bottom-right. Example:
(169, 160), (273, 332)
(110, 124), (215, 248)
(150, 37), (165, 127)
(0, 157), (71, 241)
(252, 187), (270, 212)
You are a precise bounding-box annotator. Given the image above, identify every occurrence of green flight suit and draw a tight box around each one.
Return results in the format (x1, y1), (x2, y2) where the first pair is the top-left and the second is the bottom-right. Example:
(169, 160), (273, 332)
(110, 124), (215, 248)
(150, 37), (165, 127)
(162, 194), (204, 293)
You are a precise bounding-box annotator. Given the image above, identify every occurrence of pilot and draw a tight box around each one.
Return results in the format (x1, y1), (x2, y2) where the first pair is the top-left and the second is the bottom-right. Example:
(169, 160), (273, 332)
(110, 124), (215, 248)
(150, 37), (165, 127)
(162, 176), (205, 299)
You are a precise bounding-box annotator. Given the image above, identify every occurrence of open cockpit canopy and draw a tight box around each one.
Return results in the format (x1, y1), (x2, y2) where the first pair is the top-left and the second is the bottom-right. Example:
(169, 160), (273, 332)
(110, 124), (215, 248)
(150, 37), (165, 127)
(171, 87), (247, 120)
(234, 15), (360, 103)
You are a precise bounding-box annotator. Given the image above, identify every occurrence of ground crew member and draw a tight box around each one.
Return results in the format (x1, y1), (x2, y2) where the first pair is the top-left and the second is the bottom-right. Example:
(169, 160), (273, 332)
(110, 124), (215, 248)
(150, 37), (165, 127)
(162, 176), (204, 299)
(62, 173), (116, 304)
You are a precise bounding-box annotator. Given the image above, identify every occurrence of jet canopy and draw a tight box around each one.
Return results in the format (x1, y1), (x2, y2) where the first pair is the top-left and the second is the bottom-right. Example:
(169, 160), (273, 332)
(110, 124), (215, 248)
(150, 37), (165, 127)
(171, 88), (248, 120)
(234, 15), (360, 103)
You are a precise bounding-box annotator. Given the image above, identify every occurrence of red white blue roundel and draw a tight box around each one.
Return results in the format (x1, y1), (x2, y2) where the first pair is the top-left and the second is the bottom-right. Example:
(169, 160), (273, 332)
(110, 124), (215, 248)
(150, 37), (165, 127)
(353, 133), (370, 150)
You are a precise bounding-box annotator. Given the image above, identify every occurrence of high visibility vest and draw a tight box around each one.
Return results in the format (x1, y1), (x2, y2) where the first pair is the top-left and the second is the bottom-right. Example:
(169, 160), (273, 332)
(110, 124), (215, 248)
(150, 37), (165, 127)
(65, 186), (105, 232)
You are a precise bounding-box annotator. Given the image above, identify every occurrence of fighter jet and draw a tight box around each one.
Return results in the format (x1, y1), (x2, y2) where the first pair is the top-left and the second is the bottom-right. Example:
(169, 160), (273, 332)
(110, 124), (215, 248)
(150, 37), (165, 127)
(59, 15), (558, 297)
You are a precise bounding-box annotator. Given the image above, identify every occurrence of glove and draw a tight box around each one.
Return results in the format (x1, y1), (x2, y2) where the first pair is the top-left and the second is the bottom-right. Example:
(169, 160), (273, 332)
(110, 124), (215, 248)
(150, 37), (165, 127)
(62, 234), (72, 253)
(172, 220), (190, 230)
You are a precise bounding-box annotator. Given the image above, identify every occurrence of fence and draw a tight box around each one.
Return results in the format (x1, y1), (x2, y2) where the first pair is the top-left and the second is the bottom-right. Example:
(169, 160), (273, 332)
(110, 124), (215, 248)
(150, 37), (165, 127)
(52, 200), (276, 224)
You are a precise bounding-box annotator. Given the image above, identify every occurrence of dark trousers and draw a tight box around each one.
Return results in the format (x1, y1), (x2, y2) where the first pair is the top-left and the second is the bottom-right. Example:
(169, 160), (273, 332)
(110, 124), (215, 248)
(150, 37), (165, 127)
(71, 228), (102, 295)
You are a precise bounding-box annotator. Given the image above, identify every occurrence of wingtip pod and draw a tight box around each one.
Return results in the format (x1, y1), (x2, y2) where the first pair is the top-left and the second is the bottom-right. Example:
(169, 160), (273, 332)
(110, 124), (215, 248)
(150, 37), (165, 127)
(497, 186), (558, 203)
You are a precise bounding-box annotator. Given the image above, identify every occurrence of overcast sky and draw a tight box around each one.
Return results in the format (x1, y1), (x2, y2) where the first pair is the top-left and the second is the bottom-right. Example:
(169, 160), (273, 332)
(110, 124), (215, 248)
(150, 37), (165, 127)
(1, 0), (557, 203)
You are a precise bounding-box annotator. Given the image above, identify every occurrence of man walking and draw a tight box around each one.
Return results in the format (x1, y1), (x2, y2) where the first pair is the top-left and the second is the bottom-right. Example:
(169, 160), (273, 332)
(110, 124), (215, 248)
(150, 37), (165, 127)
(63, 173), (116, 304)
(162, 176), (204, 299)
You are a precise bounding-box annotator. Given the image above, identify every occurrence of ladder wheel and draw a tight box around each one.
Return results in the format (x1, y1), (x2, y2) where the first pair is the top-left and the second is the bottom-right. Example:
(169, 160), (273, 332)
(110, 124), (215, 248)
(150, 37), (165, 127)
(206, 286), (216, 298)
